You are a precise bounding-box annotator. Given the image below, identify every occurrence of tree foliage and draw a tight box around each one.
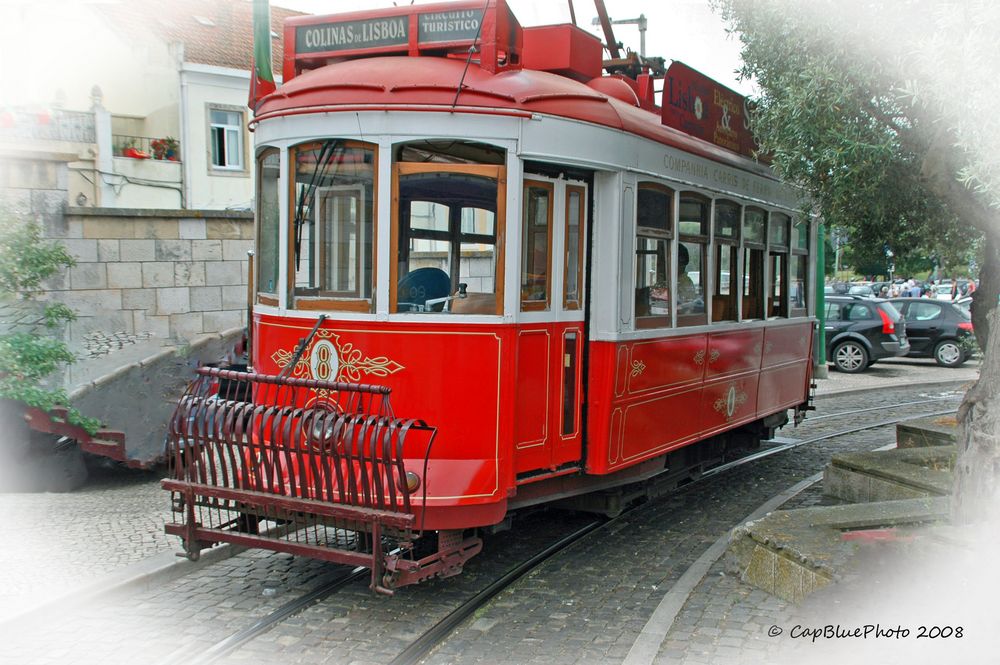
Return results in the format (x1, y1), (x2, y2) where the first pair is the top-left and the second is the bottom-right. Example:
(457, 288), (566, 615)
(0, 206), (98, 432)
(711, 0), (1000, 521)
(713, 0), (998, 334)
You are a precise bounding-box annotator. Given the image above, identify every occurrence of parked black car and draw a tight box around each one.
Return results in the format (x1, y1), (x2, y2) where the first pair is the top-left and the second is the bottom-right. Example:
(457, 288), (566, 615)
(888, 298), (975, 367)
(824, 296), (909, 373)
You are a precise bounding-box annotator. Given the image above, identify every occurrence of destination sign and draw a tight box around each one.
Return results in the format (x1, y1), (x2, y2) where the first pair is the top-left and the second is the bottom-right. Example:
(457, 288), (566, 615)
(417, 9), (484, 43)
(296, 16), (409, 53)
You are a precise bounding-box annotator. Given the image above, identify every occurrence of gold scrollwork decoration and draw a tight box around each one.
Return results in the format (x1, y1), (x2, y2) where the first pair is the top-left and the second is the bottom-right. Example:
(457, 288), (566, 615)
(713, 385), (748, 422)
(631, 359), (647, 377)
(709, 349), (721, 364)
(694, 349), (706, 366)
(271, 330), (405, 384)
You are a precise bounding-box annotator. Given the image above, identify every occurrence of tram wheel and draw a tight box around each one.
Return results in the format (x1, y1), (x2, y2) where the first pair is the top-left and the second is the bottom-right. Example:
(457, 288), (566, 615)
(832, 340), (869, 373)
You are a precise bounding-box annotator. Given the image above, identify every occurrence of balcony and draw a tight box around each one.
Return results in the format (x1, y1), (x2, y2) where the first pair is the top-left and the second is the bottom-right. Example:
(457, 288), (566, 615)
(0, 108), (96, 144)
(112, 134), (182, 163)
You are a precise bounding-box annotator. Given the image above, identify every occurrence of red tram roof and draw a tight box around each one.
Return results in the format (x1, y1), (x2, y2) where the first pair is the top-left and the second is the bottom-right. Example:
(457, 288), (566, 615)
(255, 55), (772, 178)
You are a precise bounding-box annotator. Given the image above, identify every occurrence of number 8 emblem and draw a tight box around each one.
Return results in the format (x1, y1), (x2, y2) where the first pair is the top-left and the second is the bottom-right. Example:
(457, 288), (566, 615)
(310, 339), (340, 381)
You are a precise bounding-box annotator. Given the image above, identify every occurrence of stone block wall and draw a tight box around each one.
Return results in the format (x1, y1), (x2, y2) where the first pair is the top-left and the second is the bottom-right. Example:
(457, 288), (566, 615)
(52, 208), (253, 341)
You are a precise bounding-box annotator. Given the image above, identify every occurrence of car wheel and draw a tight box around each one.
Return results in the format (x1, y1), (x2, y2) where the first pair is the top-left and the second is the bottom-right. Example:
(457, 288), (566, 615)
(833, 340), (869, 373)
(933, 340), (966, 367)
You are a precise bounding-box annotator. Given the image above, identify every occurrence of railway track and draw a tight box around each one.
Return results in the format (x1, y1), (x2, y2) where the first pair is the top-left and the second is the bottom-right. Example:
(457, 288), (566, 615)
(173, 396), (961, 665)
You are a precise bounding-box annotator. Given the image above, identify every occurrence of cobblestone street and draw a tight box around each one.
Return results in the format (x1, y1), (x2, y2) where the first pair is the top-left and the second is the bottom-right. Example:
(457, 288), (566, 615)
(0, 361), (982, 664)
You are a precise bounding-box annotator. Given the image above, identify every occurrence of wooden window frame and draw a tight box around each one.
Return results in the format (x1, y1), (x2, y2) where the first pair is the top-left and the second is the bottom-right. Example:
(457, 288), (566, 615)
(563, 184), (587, 311)
(389, 161), (507, 316)
(712, 200), (741, 323)
(790, 217), (809, 318)
(677, 192), (710, 328)
(288, 140), (377, 313)
(520, 179), (554, 312)
(635, 182), (674, 330)
(255, 147), (280, 303)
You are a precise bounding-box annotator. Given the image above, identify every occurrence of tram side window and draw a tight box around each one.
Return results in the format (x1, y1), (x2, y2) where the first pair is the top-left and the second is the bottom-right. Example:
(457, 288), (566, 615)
(290, 141), (375, 310)
(790, 218), (809, 316)
(564, 185), (586, 310)
(742, 207), (766, 320)
(769, 213), (790, 318)
(634, 182), (673, 329)
(713, 200), (740, 322)
(394, 163), (503, 315)
(256, 148), (280, 298)
(677, 193), (709, 327)
(521, 181), (553, 311)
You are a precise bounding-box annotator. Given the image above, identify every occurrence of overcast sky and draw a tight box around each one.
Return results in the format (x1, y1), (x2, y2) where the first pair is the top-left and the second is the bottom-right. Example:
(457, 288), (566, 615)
(274, 0), (752, 95)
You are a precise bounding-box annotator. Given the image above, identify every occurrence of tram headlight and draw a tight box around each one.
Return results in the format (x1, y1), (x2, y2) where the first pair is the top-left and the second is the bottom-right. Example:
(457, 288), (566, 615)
(405, 471), (421, 492)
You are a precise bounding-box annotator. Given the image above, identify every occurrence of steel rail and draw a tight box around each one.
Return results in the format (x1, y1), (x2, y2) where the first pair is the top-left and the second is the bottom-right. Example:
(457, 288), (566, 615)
(386, 519), (604, 665)
(708, 408), (958, 479)
(805, 395), (962, 422)
(177, 405), (959, 665)
(182, 566), (368, 665)
(385, 405), (961, 664)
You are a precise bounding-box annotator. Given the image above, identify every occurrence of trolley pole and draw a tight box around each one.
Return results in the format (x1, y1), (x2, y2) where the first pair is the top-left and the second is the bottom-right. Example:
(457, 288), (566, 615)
(814, 220), (828, 378)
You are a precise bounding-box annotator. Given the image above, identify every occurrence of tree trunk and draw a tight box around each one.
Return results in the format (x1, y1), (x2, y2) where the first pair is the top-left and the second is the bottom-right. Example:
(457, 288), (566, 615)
(971, 231), (999, 350)
(952, 308), (1000, 524)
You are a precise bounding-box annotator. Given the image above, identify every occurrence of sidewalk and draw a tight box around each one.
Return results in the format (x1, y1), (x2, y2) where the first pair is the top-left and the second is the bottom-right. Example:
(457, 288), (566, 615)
(812, 357), (979, 397)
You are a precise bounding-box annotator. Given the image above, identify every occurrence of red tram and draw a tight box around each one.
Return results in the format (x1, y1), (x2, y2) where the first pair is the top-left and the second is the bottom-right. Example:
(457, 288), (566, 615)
(164, 0), (815, 593)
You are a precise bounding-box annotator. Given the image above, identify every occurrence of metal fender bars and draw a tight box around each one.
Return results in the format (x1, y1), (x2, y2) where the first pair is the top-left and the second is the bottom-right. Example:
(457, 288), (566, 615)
(162, 367), (480, 594)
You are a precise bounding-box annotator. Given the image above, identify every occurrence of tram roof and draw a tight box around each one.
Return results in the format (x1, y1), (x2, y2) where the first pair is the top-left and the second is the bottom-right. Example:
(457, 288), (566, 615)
(254, 55), (773, 179)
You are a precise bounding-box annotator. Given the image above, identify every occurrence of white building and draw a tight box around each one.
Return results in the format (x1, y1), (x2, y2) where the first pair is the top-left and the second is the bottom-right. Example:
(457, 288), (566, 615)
(0, 0), (300, 211)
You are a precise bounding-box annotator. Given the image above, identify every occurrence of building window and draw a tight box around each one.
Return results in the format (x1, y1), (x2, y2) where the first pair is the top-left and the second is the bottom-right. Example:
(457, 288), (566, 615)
(209, 108), (244, 170)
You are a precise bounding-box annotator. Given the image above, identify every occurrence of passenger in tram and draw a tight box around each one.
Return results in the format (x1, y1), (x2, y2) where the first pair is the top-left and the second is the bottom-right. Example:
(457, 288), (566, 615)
(676, 243), (704, 314)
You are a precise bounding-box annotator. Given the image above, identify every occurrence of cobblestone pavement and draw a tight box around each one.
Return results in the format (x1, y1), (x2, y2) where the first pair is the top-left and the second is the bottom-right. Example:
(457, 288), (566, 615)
(0, 465), (170, 620)
(0, 365), (979, 663)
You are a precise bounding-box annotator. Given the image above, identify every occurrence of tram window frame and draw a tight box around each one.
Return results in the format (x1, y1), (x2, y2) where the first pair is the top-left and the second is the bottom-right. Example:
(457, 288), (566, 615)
(742, 207), (767, 320)
(288, 140), (377, 312)
(520, 180), (554, 311)
(255, 147), (280, 305)
(790, 218), (809, 317)
(712, 200), (740, 323)
(390, 161), (506, 316)
(768, 212), (791, 318)
(563, 184), (586, 311)
(677, 192), (709, 328)
(634, 182), (674, 330)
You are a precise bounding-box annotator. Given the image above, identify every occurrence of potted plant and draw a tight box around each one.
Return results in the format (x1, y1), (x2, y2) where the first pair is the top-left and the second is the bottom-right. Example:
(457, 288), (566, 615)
(163, 136), (179, 161)
(151, 137), (167, 160)
(122, 140), (149, 159)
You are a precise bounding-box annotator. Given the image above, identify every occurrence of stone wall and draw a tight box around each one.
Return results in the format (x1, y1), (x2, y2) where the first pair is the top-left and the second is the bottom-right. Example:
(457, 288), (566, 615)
(51, 207), (253, 341)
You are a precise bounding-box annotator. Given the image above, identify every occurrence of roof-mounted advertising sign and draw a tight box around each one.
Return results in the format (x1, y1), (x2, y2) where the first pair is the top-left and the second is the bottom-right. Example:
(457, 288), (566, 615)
(661, 61), (758, 159)
(296, 16), (410, 53)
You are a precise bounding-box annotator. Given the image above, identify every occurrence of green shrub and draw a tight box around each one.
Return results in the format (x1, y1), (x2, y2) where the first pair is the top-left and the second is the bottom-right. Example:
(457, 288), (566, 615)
(0, 206), (99, 433)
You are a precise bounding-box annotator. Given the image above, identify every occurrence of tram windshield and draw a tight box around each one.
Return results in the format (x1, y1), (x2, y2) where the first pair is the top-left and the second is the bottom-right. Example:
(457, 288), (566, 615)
(289, 140), (376, 309)
(393, 162), (504, 315)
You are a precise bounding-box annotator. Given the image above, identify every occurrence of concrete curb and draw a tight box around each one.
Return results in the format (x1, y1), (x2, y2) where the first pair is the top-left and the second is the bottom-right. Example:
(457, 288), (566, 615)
(623, 472), (824, 665)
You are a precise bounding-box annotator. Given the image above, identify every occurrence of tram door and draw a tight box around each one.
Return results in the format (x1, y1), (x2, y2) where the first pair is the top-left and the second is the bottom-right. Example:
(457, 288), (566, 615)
(514, 178), (588, 475)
